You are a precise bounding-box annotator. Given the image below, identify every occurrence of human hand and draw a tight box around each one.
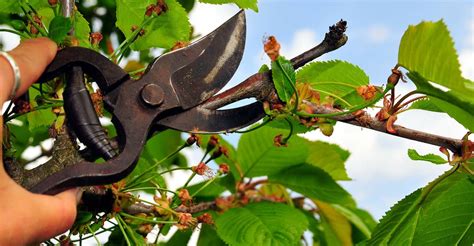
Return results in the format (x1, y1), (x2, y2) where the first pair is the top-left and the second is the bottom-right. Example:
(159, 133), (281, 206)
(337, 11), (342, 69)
(0, 38), (78, 245)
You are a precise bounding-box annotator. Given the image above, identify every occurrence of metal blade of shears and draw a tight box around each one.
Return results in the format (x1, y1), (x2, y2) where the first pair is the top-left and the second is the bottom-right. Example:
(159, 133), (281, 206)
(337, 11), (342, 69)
(156, 101), (265, 133)
(162, 10), (246, 109)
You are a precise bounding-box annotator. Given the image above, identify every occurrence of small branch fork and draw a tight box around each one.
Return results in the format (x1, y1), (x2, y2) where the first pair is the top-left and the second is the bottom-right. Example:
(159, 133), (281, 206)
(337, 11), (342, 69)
(203, 19), (464, 154)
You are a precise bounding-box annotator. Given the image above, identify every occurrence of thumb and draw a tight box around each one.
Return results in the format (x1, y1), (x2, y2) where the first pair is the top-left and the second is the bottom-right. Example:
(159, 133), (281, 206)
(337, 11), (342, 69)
(26, 189), (79, 243)
(0, 37), (57, 101)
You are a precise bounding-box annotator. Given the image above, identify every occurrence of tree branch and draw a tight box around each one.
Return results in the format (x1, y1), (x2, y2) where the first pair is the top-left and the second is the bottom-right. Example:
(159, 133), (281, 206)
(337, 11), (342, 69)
(305, 103), (463, 154)
(4, 128), (82, 189)
(202, 19), (464, 154)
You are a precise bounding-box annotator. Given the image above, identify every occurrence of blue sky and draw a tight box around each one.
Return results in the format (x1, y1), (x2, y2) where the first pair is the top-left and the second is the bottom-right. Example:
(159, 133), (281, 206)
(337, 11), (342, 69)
(190, 0), (474, 219)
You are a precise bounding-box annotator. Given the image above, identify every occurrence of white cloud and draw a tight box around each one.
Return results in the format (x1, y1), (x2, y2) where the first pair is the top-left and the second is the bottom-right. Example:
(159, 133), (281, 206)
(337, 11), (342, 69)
(459, 48), (474, 80)
(459, 19), (474, 80)
(280, 29), (319, 59)
(366, 25), (390, 44)
(189, 2), (239, 37)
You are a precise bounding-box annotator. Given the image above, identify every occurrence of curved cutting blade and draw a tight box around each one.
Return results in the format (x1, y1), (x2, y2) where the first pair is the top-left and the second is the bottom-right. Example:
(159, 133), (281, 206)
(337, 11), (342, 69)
(147, 10), (246, 109)
(156, 102), (265, 133)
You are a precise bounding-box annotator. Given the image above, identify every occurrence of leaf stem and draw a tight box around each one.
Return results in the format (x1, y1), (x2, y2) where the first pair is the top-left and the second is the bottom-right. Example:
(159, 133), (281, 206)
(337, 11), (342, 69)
(183, 150), (209, 188)
(234, 118), (271, 133)
(276, 58), (299, 113)
(394, 96), (427, 112)
(119, 212), (177, 224)
(2, 100), (14, 119)
(123, 186), (177, 195)
(112, 16), (155, 62)
(71, 227), (115, 242)
(115, 214), (132, 246)
(86, 224), (102, 246)
(283, 117), (294, 143)
(5, 102), (63, 122)
(313, 88), (353, 107)
(419, 163), (459, 204)
(21, 5), (48, 37)
(391, 90), (420, 113)
(125, 144), (187, 188)
(190, 176), (218, 197)
(159, 167), (192, 175)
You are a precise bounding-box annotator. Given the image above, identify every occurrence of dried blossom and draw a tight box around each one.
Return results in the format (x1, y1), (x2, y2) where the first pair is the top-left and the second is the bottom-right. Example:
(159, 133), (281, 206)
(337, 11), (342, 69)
(263, 36), (281, 61)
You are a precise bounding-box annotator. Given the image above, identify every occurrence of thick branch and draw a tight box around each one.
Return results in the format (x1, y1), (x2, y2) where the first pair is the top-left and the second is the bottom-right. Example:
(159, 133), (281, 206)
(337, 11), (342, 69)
(5, 128), (82, 189)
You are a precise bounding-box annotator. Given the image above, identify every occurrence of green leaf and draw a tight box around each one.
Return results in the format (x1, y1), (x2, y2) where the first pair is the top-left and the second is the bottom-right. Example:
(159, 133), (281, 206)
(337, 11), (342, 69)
(331, 205), (376, 239)
(0, 0), (21, 14)
(37, 7), (54, 29)
(199, 0), (258, 12)
(305, 140), (351, 180)
(177, 0), (196, 12)
(302, 211), (327, 246)
(266, 115), (314, 134)
(314, 200), (353, 246)
(142, 130), (183, 168)
(6, 115), (50, 158)
(398, 20), (471, 94)
(158, 229), (193, 246)
(296, 60), (369, 107)
(266, 116), (312, 134)
(216, 202), (308, 246)
(116, 0), (191, 50)
(73, 211), (93, 225)
(27, 90), (57, 131)
(185, 179), (227, 202)
(73, 11), (92, 48)
(368, 169), (474, 245)
(408, 98), (443, 112)
(29, 0), (52, 10)
(258, 64), (270, 73)
(48, 16), (72, 44)
(269, 164), (355, 206)
(271, 56), (296, 103)
(237, 126), (308, 177)
(198, 224), (226, 246)
(105, 227), (129, 246)
(125, 130), (183, 190)
(259, 183), (293, 205)
(0, 0), (50, 14)
(407, 149), (447, 165)
(407, 72), (474, 132)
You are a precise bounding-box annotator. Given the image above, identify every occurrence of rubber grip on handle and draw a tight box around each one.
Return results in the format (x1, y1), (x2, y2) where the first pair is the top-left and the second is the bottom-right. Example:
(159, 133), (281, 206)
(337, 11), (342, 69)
(63, 66), (117, 160)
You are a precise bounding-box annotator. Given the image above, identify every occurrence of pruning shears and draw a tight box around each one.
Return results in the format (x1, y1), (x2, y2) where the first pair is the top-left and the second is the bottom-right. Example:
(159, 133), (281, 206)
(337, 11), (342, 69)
(30, 11), (265, 194)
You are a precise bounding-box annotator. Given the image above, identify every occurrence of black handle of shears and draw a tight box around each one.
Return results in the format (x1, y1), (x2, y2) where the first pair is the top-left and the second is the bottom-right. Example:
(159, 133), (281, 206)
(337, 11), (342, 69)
(63, 66), (117, 160)
(30, 48), (144, 194)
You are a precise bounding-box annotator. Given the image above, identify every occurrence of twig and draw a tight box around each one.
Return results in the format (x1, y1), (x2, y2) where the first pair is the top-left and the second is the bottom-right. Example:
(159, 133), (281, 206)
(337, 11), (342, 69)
(306, 104), (464, 154)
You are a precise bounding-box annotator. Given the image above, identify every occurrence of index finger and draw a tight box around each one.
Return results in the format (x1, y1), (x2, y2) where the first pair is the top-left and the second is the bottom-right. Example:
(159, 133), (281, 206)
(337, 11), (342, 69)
(0, 37), (57, 102)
